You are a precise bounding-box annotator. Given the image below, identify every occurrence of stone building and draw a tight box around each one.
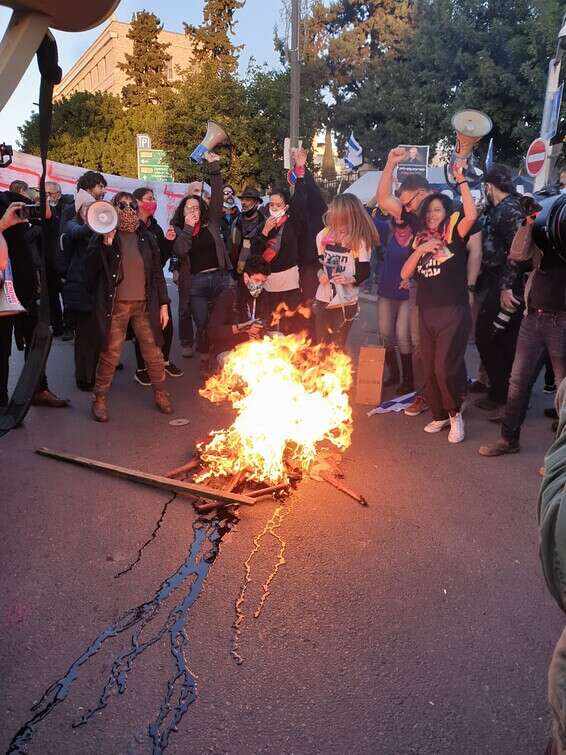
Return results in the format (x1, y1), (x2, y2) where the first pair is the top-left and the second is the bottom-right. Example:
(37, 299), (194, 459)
(54, 16), (193, 101)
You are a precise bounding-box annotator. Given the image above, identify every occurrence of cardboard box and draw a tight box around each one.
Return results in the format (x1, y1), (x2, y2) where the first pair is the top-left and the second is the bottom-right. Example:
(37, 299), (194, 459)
(356, 345), (385, 405)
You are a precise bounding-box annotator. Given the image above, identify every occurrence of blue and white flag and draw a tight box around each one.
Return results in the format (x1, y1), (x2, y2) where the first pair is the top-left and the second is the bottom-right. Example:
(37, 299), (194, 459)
(367, 392), (416, 417)
(485, 138), (494, 172)
(344, 132), (363, 170)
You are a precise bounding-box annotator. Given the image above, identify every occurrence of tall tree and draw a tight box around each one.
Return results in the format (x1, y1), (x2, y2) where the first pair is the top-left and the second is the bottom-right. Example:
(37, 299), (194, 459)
(118, 11), (172, 108)
(184, 0), (245, 72)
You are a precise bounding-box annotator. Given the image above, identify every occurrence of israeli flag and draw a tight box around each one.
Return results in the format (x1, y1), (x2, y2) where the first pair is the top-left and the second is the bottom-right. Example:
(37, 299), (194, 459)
(344, 132), (363, 170)
(485, 138), (494, 172)
(367, 392), (417, 416)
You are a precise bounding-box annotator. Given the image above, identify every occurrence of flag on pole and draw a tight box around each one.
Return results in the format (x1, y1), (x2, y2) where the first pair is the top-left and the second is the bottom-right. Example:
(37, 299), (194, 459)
(485, 138), (494, 172)
(344, 132), (363, 171)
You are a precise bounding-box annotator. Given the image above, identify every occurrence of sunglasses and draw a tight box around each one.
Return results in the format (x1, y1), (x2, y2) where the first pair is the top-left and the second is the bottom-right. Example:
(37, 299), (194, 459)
(118, 200), (138, 210)
(223, 189), (234, 196)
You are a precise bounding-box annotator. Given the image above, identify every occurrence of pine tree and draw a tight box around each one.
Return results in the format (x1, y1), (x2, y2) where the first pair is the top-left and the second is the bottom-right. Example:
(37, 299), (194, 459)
(118, 11), (172, 108)
(184, 0), (245, 72)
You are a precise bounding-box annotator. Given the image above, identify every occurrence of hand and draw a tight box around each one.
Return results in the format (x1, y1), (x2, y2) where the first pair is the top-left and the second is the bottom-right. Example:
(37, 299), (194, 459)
(318, 273), (329, 286)
(331, 274), (354, 285)
(417, 239), (442, 255)
(184, 210), (199, 228)
(103, 230), (116, 246)
(500, 289), (520, 311)
(399, 279), (410, 290)
(262, 216), (278, 236)
(248, 323), (263, 338)
(165, 226), (176, 241)
(453, 160), (468, 182)
(204, 151), (220, 163)
(0, 232), (8, 272)
(387, 147), (408, 166)
(0, 202), (27, 232)
(292, 146), (308, 168)
(160, 304), (169, 330)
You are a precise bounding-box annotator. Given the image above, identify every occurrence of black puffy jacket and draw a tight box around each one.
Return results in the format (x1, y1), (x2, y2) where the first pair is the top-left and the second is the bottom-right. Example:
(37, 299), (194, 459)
(58, 215), (94, 313)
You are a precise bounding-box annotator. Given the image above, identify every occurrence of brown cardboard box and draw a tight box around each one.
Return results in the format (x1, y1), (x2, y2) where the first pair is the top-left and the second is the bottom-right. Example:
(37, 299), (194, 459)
(355, 345), (385, 405)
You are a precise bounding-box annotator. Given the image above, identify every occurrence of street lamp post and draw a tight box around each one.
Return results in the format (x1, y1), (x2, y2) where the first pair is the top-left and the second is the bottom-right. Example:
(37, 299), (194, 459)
(289, 0), (301, 150)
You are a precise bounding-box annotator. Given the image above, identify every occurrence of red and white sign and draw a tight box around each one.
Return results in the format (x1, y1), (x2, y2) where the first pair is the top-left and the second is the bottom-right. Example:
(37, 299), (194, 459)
(526, 138), (547, 177)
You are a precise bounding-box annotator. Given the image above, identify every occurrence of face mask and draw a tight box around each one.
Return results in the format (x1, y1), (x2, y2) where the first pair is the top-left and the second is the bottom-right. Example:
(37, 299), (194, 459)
(141, 200), (157, 215)
(117, 206), (140, 233)
(269, 207), (287, 220)
(246, 280), (264, 298)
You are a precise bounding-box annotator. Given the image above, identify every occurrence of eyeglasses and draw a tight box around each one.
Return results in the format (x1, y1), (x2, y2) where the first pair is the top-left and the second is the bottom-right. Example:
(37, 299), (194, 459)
(118, 200), (138, 210)
(401, 192), (420, 211)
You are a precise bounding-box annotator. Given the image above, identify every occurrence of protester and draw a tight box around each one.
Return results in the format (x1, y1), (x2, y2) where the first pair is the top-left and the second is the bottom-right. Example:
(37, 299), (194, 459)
(374, 210), (415, 393)
(221, 184), (239, 246)
(60, 170), (107, 231)
(314, 193), (376, 348)
(8, 180), (32, 199)
(87, 191), (172, 422)
(251, 147), (309, 333)
(44, 181), (69, 337)
(231, 187), (265, 273)
(474, 165), (524, 418)
(58, 190), (98, 391)
(0, 192), (69, 409)
(171, 152), (232, 374)
(478, 199), (566, 457)
(400, 162), (478, 443)
(132, 187), (183, 385)
(208, 255), (271, 364)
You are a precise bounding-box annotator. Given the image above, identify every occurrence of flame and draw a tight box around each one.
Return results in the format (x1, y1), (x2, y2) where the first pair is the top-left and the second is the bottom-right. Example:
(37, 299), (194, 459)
(196, 334), (353, 484)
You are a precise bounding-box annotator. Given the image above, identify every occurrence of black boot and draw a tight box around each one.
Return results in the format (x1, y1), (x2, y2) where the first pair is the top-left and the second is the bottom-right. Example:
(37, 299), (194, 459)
(397, 353), (414, 395)
(383, 348), (400, 387)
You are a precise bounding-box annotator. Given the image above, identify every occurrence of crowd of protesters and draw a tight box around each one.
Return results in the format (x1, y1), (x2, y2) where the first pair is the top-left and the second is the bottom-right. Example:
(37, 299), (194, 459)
(0, 144), (565, 456)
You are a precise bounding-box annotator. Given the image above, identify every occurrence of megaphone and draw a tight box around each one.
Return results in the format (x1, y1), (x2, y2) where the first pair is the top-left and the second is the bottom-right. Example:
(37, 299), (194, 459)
(446, 109), (493, 185)
(86, 200), (118, 235)
(190, 121), (229, 164)
(0, 259), (26, 316)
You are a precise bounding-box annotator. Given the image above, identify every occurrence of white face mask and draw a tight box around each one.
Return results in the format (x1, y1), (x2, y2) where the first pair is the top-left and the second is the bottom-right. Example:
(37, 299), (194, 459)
(269, 207), (287, 220)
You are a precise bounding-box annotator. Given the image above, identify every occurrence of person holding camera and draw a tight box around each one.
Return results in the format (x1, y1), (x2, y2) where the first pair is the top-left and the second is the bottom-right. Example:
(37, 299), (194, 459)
(208, 255), (271, 365)
(0, 192), (69, 409)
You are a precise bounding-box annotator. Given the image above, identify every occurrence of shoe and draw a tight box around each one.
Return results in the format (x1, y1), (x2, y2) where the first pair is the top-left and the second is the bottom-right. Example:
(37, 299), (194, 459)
(469, 380), (488, 394)
(91, 393), (108, 422)
(181, 345), (194, 359)
(545, 408), (558, 419)
(404, 395), (429, 416)
(134, 368), (151, 386)
(154, 389), (174, 414)
(61, 329), (74, 342)
(31, 389), (70, 408)
(478, 438), (520, 457)
(544, 383), (557, 394)
(475, 397), (503, 411)
(448, 412), (465, 443)
(424, 418), (450, 433)
(165, 361), (184, 378)
(383, 348), (400, 387)
(76, 381), (94, 392)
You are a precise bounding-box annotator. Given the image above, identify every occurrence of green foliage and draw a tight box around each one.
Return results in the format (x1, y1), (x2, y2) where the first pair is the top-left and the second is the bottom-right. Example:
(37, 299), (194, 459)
(118, 11), (172, 108)
(184, 0), (245, 72)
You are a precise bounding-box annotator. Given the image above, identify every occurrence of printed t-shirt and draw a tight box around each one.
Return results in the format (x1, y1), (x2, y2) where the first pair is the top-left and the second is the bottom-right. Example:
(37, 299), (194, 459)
(414, 209), (469, 308)
(315, 230), (370, 308)
(374, 216), (412, 301)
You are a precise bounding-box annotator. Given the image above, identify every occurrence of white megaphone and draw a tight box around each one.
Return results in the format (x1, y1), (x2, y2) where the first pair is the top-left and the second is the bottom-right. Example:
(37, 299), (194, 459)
(0, 259), (26, 316)
(447, 109), (493, 184)
(190, 120), (229, 164)
(86, 201), (119, 235)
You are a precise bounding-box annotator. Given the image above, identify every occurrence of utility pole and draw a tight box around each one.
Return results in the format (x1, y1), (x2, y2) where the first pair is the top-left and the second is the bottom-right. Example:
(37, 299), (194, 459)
(289, 0), (301, 149)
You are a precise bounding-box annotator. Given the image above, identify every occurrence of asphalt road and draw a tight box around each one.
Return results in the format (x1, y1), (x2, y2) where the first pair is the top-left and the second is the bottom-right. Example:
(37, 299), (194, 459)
(1, 294), (562, 755)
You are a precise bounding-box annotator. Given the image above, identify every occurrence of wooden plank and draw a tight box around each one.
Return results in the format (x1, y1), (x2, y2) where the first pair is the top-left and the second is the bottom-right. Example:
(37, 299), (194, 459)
(36, 448), (256, 506)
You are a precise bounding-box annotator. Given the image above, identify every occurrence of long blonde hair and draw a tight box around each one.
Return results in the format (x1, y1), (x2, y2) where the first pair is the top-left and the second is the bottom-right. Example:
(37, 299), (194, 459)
(322, 193), (380, 257)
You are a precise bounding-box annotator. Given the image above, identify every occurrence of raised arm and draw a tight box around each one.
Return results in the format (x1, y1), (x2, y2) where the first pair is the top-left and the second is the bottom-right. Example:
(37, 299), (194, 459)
(453, 163), (478, 239)
(204, 152), (223, 224)
(376, 147), (409, 221)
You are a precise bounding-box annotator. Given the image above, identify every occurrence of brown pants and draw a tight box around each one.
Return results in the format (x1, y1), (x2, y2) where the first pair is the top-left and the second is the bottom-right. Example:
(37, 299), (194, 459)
(95, 301), (165, 393)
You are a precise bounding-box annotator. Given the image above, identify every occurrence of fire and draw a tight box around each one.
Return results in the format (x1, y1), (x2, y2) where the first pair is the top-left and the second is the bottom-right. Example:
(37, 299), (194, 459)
(196, 334), (353, 484)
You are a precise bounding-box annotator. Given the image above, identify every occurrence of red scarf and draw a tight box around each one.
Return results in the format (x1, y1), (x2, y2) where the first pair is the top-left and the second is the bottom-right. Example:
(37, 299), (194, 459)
(262, 214), (289, 263)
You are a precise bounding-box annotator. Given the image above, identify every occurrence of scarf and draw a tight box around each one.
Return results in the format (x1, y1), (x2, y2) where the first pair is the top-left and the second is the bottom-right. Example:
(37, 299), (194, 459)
(262, 214), (288, 263)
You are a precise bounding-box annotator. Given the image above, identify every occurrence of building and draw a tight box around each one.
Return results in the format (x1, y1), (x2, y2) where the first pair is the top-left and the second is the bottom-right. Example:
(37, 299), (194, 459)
(54, 16), (194, 101)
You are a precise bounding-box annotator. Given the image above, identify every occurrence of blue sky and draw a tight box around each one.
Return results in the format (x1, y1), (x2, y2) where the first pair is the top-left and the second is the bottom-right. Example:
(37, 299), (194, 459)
(0, 1), (284, 147)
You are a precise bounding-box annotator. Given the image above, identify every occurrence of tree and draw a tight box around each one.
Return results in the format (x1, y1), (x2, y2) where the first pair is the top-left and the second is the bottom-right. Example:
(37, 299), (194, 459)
(184, 0), (245, 72)
(118, 11), (172, 108)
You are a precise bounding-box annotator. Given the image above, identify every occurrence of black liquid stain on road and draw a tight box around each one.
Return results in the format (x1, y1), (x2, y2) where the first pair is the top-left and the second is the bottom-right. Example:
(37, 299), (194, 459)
(7, 510), (238, 755)
(114, 493), (177, 580)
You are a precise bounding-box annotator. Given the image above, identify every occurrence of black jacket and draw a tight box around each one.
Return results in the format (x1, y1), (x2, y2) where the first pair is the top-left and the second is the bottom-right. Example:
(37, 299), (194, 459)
(86, 225), (170, 351)
(58, 215), (94, 313)
(0, 191), (39, 307)
(208, 282), (270, 357)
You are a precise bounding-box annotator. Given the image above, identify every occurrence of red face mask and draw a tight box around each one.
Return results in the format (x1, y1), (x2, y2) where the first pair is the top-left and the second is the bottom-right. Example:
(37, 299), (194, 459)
(141, 200), (157, 215)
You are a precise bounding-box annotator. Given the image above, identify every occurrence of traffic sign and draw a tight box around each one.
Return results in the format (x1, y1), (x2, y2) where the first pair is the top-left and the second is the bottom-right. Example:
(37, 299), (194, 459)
(136, 134), (152, 150)
(136, 147), (173, 183)
(526, 138), (547, 177)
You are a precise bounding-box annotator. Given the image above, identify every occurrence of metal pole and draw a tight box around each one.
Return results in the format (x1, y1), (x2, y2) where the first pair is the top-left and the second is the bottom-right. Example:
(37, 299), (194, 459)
(290, 0), (301, 149)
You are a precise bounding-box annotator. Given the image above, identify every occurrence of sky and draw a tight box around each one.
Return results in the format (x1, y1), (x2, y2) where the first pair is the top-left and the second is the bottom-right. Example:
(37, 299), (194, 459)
(0, 0), (284, 148)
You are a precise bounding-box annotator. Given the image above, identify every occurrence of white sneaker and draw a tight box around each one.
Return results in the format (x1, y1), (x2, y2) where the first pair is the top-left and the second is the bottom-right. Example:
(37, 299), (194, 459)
(448, 412), (465, 443)
(424, 418), (450, 433)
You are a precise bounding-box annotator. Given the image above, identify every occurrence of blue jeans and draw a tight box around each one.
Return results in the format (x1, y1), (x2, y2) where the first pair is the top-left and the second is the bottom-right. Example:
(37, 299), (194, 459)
(502, 311), (566, 443)
(190, 270), (231, 354)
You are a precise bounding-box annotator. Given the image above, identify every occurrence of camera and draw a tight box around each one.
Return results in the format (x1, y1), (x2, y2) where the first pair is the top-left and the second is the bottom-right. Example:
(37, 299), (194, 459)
(0, 143), (13, 168)
(18, 204), (42, 222)
(532, 191), (566, 262)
